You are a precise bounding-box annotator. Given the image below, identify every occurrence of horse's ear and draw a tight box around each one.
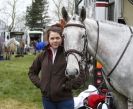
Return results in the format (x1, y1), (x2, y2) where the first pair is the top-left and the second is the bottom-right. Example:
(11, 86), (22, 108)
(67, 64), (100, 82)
(80, 7), (86, 22)
(62, 7), (70, 22)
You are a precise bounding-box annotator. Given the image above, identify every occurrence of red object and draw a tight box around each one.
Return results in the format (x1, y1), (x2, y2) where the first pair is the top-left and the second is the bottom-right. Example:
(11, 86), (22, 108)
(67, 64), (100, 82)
(96, 2), (108, 7)
(101, 88), (108, 93)
(96, 79), (102, 84)
(87, 94), (106, 109)
(97, 71), (102, 76)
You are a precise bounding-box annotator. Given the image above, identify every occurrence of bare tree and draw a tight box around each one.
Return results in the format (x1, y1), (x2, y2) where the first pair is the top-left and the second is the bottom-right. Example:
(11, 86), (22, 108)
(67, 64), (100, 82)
(51, 0), (62, 20)
(75, 0), (83, 14)
(85, 0), (96, 18)
(15, 13), (27, 31)
(7, 0), (18, 32)
(66, 0), (75, 15)
(51, 0), (75, 20)
(0, 0), (26, 32)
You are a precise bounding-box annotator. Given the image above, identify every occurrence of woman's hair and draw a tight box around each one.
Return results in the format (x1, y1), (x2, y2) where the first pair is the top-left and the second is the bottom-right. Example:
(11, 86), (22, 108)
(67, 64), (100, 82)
(46, 23), (63, 41)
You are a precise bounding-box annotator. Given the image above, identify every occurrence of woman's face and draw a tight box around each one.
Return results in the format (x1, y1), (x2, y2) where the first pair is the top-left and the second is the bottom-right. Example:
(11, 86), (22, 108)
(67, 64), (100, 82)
(48, 31), (62, 49)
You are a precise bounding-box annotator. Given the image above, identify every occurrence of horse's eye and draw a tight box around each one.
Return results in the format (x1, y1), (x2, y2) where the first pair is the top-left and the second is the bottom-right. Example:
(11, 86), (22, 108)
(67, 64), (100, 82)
(62, 35), (65, 38)
(82, 35), (85, 38)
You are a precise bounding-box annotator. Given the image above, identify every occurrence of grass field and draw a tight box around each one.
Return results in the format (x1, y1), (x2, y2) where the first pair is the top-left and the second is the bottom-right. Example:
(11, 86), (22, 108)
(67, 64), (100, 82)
(0, 54), (86, 109)
(0, 54), (42, 109)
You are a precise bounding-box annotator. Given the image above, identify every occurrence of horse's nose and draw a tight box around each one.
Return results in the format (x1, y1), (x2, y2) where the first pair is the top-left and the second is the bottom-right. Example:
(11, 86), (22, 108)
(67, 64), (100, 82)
(65, 70), (69, 77)
(65, 68), (79, 79)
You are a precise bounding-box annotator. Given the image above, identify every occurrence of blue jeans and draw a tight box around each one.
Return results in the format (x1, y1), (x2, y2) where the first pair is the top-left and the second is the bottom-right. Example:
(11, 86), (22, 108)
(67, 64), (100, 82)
(42, 97), (74, 109)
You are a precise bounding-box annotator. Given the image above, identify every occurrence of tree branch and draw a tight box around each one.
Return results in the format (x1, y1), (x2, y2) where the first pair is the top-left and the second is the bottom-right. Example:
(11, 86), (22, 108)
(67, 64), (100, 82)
(77, 0), (83, 6)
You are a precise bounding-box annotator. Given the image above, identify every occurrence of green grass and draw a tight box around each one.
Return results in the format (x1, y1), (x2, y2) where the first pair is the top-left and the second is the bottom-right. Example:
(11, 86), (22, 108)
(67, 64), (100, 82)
(0, 54), (88, 109)
(0, 55), (42, 109)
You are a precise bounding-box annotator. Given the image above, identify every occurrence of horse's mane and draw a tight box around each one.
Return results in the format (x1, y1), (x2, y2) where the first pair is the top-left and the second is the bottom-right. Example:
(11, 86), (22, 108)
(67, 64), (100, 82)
(85, 18), (128, 28)
(100, 20), (126, 27)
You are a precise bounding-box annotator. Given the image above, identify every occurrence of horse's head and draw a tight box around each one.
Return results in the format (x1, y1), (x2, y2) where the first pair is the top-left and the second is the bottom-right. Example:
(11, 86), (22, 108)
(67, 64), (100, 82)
(4, 38), (20, 48)
(15, 39), (20, 46)
(62, 7), (87, 78)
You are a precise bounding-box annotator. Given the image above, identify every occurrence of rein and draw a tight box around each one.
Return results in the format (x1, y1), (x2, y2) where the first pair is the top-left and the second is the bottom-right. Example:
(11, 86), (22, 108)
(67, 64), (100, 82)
(95, 21), (133, 91)
(95, 22), (133, 77)
(107, 26), (133, 77)
(64, 23), (85, 29)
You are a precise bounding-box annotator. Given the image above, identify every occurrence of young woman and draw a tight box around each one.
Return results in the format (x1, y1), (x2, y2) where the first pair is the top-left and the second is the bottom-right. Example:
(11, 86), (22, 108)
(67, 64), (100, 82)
(28, 24), (85, 109)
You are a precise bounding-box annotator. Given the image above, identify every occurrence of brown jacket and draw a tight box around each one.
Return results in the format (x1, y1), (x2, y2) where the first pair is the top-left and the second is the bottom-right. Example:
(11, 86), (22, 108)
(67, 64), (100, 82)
(28, 46), (85, 101)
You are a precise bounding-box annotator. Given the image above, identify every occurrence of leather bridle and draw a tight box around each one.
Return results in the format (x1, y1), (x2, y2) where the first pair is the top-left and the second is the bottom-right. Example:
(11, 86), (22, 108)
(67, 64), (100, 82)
(64, 21), (133, 91)
(64, 23), (89, 73)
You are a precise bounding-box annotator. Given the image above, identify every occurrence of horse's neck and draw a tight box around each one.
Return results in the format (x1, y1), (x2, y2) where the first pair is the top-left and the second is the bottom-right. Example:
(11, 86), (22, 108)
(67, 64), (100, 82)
(6, 38), (16, 46)
(84, 19), (98, 56)
(8, 39), (14, 45)
(84, 19), (131, 72)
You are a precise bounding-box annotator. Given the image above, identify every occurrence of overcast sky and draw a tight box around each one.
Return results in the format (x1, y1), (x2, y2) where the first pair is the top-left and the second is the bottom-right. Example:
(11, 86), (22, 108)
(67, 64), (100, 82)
(0, 0), (71, 25)
(0, 0), (31, 13)
(0, 0), (84, 26)
(0, 0), (58, 20)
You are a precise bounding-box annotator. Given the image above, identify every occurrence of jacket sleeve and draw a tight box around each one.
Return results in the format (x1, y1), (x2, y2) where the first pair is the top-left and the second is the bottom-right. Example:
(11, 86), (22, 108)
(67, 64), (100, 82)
(28, 53), (43, 88)
(64, 69), (86, 90)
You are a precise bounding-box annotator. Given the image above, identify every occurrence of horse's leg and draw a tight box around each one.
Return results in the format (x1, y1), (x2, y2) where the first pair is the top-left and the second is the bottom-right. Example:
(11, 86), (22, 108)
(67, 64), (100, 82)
(5, 52), (7, 60)
(112, 90), (128, 109)
(7, 52), (9, 60)
(5, 52), (8, 60)
(7, 51), (10, 60)
(9, 51), (11, 60)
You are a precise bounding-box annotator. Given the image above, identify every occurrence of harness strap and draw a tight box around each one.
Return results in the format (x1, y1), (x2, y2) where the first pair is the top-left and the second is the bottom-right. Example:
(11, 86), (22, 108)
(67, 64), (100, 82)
(95, 22), (133, 91)
(107, 26), (133, 77)
(102, 68), (117, 91)
(64, 23), (85, 28)
(65, 49), (83, 57)
(95, 21), (100, 59)
(105, 26), (133, 91)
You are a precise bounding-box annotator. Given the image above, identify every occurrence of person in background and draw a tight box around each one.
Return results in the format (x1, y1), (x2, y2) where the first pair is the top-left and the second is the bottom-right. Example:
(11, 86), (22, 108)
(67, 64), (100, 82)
(19, 38), (25, 57)
(28, 23), (85, 109)
(29, 40), (37, 55)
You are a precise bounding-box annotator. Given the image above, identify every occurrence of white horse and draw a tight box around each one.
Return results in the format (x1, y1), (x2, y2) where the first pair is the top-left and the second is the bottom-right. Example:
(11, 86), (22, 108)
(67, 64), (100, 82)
(4, 38), (20, 60)
(62, 7), (133, 109)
